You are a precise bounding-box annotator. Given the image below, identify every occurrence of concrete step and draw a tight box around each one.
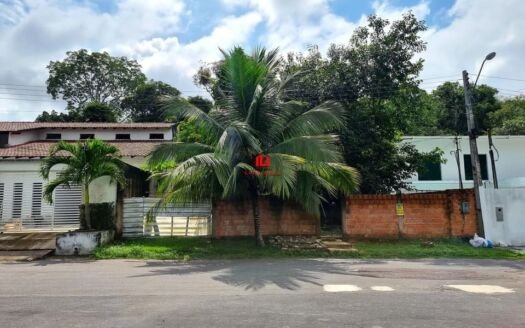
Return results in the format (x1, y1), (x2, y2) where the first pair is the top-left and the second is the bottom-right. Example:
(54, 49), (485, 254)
(322, 241), (353, 248)
(0, 233), (57, 251)
(0, 250), (53, 262)
(327, 247), (358, 253)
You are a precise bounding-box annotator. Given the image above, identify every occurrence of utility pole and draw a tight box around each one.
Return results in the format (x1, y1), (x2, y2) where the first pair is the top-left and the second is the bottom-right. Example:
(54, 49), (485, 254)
(462, 70), (485, 237)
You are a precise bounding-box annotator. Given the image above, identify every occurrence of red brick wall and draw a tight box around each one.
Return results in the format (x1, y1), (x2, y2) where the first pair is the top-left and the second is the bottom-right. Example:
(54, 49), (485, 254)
(343, 190), (477, 239)
(212, 198), (320, 238)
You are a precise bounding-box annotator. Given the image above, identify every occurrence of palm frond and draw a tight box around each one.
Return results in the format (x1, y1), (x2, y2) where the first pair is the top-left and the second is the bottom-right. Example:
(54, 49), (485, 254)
(283, 101), (346, 138)
(271, 135), (343, 163)
(148, 142), (213, 166)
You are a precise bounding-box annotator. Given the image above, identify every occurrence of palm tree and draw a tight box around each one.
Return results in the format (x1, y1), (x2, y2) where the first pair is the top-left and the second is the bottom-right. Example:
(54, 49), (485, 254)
(149, 47), (360, 246)
(40, 140), (126, 230)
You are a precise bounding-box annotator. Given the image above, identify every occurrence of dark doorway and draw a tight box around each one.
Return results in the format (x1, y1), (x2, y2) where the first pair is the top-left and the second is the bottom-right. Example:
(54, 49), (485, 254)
(321, 197), (342, 230)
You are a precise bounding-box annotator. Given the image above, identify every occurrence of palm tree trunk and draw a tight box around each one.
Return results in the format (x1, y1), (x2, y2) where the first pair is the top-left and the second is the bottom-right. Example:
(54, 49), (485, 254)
(251, 194), (265, 247)
(83, 183), (91, 230)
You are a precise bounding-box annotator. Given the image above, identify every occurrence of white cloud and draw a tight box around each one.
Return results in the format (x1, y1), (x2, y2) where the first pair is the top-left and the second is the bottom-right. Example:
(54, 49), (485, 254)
(421, 0), (525, 97)
(1, 0), (525, 121)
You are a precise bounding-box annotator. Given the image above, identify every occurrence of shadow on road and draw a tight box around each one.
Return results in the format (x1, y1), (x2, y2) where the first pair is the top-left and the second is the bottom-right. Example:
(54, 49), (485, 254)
(129, 259), (386, 290)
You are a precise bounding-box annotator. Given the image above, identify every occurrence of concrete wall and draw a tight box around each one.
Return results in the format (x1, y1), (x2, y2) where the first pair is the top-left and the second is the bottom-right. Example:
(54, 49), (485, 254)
(8, 128), (173, 145)
(212, 198), (320, 237)
(403, 136), (525, 190)
(343, 190), (477, 239)
(480, 184), (525, 246)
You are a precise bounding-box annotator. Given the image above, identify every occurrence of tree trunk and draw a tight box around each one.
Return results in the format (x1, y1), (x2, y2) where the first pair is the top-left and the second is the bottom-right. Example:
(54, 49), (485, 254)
(83, 183), (91, 230)
(251, 195), (265, 247)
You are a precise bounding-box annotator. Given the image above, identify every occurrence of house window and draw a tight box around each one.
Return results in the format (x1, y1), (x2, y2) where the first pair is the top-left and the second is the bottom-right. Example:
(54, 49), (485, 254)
(46, 133), (61, 140)
(31, 182), (43, 219)
(417, 160), (442, 181)
(116, 134), (131, 140)
(149, 133), (164, 140)
(0, 133), (8, 147)
(0, 183), (4, 219)
(464, 154), (489, 180)
(80, 134), (95, 140)
(12, 183), (23, 219)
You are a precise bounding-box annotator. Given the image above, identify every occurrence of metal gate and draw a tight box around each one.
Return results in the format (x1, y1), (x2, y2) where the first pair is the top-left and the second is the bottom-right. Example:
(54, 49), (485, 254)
(123, 197), (212, 238)
(0, 175), (81, 232)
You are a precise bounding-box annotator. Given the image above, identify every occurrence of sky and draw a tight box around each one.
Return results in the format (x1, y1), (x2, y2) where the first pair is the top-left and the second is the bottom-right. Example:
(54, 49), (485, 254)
(1, 0), (525, 121)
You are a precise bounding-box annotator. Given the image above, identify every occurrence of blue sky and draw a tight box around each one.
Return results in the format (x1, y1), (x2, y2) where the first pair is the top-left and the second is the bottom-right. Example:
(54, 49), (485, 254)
(1, 0), (524, 120)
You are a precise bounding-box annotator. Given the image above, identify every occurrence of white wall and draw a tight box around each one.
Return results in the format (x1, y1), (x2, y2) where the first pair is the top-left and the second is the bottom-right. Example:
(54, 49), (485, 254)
(403, 136), (525, 190)
(480, 184), (525, 246)
(0, 160), (117, 222)
(8, 128), (173, 145)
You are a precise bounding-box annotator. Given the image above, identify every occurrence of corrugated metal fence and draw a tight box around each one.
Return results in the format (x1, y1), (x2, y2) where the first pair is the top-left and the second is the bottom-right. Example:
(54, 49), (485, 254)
(123, 197), (212, 238)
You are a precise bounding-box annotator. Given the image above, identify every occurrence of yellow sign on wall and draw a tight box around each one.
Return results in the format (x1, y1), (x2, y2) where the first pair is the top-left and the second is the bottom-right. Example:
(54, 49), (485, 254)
(396, 202), (404, 216)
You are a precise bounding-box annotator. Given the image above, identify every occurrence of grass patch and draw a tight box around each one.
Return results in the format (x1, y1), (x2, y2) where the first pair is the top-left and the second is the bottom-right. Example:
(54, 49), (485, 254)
(95, 237), (525, 260)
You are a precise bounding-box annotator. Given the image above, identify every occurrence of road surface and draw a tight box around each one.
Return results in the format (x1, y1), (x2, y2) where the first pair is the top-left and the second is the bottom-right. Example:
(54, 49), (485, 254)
(1, 258), (524, 327)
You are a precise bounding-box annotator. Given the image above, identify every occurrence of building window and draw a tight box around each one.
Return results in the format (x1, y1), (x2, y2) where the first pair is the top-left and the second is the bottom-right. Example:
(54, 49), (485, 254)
(417, 160), (442, 181)
(80, 134), (95, 140)
(31, 182), (43, 219)
(46, 133), (61, 140)
(12, 183), (23, 219)
(115, 134), (131, 140)
(149, 133), (164, 140)
(0, 133), (8, 147)
(464, 154), (489, 180)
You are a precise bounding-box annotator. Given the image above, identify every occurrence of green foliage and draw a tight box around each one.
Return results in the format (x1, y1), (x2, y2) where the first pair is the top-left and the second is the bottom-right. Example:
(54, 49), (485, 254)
(35, 109), (80, 122)
(40, 139), (126, 229)
(80, 202), (115, 230)
(176, 119), (215, 144)
(277, 13), (432, 193)
(46, 49), (146, 115)
(187, 95), (213, 113)
(81, 102), (117, 122)
(490, 96), (525, 135)
(432, 82), (500, 134)
(122, 80), (181, 122)
(150, 47), (360, 245)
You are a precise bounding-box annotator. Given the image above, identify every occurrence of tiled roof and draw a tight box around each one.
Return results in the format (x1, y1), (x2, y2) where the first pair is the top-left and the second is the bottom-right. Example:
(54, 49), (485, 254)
(0, 141), (166, 158)
(0, 122), (174, 132)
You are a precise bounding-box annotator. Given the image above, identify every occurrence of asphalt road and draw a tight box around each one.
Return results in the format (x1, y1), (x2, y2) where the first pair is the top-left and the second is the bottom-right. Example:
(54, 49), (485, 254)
(1, 258), (524, 328)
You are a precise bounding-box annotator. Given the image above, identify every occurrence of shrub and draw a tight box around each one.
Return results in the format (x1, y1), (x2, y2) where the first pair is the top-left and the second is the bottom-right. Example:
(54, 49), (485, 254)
(80, 202), (116, 230)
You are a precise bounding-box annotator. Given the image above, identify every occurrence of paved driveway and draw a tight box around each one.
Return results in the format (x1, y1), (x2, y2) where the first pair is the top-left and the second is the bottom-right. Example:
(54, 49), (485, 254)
(1, 258), (524, 328)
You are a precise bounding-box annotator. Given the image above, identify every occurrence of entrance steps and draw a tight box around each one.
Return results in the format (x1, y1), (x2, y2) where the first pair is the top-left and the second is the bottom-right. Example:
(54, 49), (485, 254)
(0, 232), (57, 251)
(321, 239), (358, 253)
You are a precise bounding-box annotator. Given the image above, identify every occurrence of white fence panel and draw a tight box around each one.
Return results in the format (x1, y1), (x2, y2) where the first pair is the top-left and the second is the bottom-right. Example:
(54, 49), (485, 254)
(122, 197), (212, 238)
(480, 183), (525, 246)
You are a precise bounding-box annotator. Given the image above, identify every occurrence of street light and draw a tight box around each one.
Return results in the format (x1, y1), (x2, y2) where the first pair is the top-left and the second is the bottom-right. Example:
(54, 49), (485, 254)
(474, 52), (496, 87)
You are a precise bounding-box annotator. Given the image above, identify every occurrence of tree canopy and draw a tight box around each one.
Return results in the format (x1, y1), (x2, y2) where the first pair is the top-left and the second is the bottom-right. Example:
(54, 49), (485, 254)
(46, 49), (146, 115)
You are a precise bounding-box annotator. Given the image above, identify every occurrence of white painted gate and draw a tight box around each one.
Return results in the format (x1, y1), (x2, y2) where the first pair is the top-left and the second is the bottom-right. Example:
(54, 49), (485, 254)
(0, 173), (81, 232)
(123, 197), (212, 237)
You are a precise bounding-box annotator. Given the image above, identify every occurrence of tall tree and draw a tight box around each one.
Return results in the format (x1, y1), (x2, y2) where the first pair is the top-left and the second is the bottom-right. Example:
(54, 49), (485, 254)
(278, 13), (432, 193)
(122, 80), (180, 122)
(432, 82), (500, 134)
(150, 47), (360, 246)
(40, 140), (126, 229)
(187, 95), (213, 113)
(490, 96), (525, 135)
(46, 49), (146, 115)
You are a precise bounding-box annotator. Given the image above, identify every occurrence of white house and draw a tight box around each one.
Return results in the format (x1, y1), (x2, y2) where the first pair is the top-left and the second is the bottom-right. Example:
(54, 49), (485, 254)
(0, 122), (174, 232)
(403, 135), (525, 191)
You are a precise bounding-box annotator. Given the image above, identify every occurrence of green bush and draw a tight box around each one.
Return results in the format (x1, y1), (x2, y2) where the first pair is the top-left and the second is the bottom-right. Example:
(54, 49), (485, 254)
(80, 202), (116, 230)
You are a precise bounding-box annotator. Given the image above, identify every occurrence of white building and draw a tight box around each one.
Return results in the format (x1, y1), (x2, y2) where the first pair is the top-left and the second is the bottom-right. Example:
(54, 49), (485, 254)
(403, 135), (525, 191)
(0, 122), (174, 232)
